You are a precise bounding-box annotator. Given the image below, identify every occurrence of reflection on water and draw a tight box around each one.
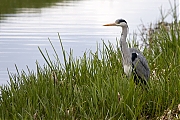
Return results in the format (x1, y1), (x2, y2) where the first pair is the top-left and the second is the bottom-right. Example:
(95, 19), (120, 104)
(0, 0), (76, 16)
(0, 0), (176, 85)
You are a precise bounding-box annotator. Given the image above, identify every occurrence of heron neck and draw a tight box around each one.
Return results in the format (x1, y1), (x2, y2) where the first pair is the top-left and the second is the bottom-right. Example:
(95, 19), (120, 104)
(120, 27), (131, 65)
(121, 27), (128, 40)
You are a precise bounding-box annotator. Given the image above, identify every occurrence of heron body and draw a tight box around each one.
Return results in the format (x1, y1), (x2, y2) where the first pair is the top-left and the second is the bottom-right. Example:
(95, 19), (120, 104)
(103, 19), (150, 84)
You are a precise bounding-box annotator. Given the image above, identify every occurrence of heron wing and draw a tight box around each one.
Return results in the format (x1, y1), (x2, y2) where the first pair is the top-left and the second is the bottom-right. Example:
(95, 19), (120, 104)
(130, 48), (150, 81)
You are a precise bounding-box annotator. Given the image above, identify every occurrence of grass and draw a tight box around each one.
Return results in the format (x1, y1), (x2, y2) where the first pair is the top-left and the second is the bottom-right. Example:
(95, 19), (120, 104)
(1, 8), (180, 120)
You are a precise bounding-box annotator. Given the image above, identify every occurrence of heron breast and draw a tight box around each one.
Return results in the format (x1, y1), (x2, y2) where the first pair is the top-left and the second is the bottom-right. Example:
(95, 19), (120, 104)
(124, 65), (132, 76)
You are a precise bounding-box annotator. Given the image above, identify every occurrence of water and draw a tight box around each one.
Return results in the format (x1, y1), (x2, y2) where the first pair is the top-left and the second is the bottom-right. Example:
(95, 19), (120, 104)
(0, 0), (177, 85)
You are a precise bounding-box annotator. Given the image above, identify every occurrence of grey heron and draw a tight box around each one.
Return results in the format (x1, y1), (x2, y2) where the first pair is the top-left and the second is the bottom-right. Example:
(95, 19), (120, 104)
(103, 19), (150, 85)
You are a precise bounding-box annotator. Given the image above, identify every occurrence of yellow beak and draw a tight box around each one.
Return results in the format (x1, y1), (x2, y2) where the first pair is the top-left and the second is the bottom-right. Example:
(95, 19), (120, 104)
(103, 23), (117, 26)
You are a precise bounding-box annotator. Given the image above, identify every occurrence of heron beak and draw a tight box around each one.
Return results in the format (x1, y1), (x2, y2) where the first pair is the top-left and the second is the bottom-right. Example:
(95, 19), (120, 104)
(103, 23), (117, 26)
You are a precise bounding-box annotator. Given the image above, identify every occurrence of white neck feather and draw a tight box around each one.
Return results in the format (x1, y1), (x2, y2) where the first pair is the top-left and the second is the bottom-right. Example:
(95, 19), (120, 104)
(120, 27), (132, 76)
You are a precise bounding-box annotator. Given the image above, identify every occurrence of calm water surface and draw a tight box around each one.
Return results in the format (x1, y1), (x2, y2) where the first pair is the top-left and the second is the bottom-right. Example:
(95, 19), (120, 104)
(0, 0), (176, 85)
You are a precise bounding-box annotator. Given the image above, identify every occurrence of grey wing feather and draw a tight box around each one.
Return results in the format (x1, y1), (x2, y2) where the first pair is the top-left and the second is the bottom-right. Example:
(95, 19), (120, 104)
(129, 48), (150, 81)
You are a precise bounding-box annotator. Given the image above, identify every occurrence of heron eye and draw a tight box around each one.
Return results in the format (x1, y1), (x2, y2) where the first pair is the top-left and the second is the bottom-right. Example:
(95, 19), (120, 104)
(115, 20), (122, 24)
(117, 20), (121, 24)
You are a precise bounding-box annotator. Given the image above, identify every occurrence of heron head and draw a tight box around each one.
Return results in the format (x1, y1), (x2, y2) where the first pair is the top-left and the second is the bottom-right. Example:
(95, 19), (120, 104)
(103, 19), (128, 27)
